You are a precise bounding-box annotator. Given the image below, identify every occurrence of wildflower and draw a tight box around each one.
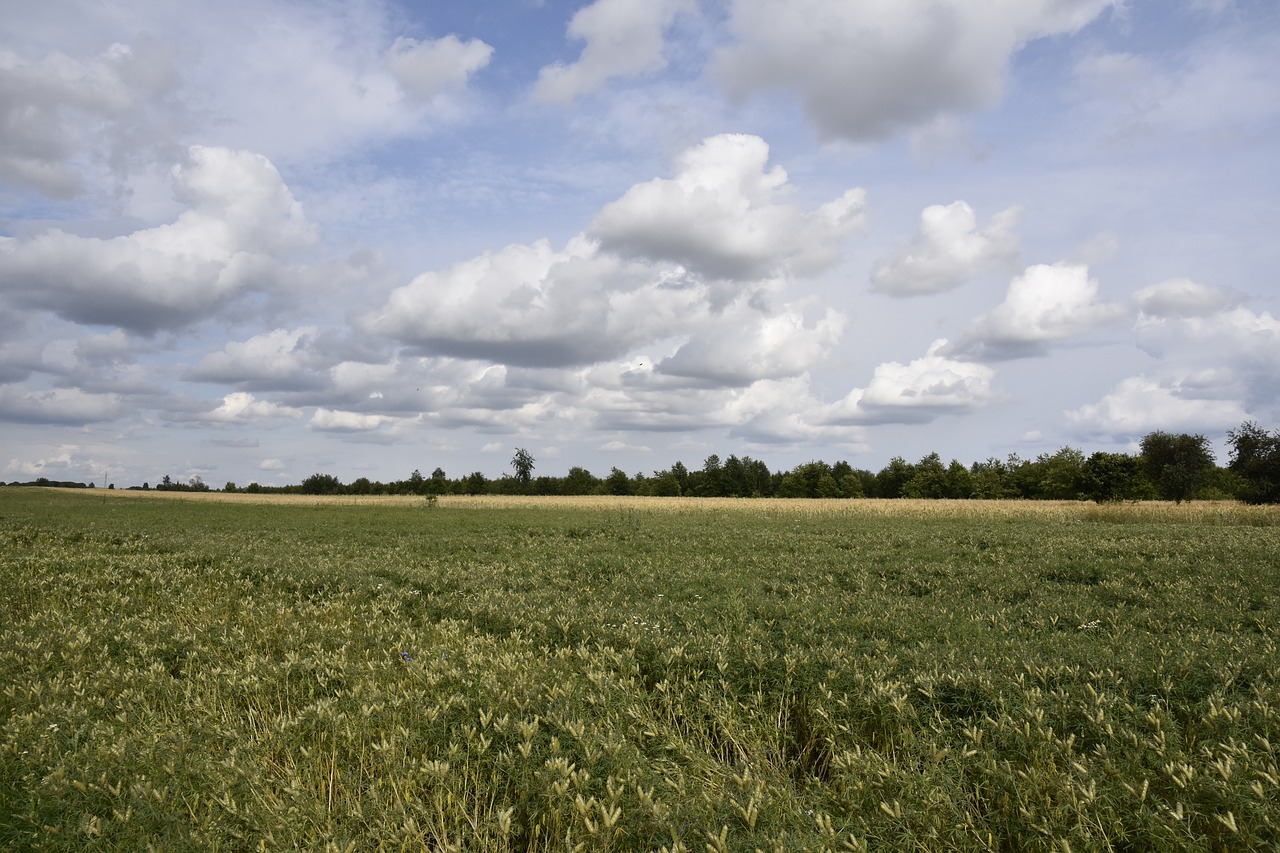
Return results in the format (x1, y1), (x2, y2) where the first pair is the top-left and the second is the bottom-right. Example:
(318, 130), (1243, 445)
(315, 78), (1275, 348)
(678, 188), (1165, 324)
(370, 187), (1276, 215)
(401, 652), (414, 662)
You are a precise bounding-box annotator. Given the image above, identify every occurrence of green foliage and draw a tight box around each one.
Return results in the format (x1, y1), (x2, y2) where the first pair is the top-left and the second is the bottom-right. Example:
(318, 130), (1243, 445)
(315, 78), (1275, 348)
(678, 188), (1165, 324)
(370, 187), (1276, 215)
(873, 457), (914, 498)
(3, 490), (1279, 850)
(1228, 421), (1280, 504)
(300, 472), (344, 495)
(511, 448), (535, 486)
(1035, 446), (1089, 500)
(562, 466), (600, 496)
(605, 467), (631, 496)
(1083, 451), (1149, 503)
(1141, 431), (1216, 503)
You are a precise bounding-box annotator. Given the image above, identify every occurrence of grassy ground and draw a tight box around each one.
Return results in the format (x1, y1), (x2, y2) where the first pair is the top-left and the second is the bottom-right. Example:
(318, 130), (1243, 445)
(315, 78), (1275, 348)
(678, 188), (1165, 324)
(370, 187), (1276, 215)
(2, 488), (1279, 851)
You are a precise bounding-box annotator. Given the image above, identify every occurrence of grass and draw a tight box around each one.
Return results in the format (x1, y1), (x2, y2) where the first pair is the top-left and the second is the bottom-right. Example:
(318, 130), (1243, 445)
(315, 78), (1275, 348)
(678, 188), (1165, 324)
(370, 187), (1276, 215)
(2, 488), (1279, 851)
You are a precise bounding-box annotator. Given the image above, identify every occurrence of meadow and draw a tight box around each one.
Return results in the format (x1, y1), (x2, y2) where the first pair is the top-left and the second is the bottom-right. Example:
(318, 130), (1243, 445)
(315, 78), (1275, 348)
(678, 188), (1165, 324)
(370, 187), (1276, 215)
(2, 489), (1279, 851)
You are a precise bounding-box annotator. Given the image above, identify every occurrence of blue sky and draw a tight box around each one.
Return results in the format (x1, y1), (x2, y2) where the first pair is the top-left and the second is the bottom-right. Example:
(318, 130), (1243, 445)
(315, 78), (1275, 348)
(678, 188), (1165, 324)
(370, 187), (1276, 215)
(2, 0), (1277, 487)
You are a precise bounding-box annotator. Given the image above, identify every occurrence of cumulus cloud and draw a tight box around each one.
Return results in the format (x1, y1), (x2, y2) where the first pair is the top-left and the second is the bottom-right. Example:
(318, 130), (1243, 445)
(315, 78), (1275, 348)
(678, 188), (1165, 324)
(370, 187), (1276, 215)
(1067, 374), (1250, 437)
(0, 38), (181, 196)
(825, 340), (997, 425)
(725, 376), (867, 447)
(386, 34), (493, 101)
(0, 146), (315, 332)
(0, 385), (124, 425)
(187, 327), (325, 390)
(365, 236), (704, 367)
(870, 202), (1020, 296)
(368, 135), (859, 382)
(1135, 304), (1280, 414)
(309, 408), (390, 432)
(599, 439), (652, 453)
(945, 263), (1126, 360)
(534, 0), (694, 103)
(589, 134), (866, 279)
(714, 0), (1117, 141)
(656, 304), (845, 386)
(1133, 278), (1244, 318)
(198, 392), (303, 424)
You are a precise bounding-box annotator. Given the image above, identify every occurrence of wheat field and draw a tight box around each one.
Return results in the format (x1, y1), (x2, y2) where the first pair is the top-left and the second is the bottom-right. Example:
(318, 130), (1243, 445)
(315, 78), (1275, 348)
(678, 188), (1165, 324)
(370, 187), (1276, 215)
(3, 488), (1278, 850)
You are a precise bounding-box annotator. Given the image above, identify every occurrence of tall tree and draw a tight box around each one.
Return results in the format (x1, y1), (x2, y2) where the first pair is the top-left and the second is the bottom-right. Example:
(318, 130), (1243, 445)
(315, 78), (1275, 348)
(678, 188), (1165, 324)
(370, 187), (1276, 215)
(511, 448), (535, 486)
(1083, 452), (1147, 503)
(1035, 447), (1088, 500)
(1227, 421), (1280, 504)
(873, 457), (914, 498)
(605, 467), (631, 496)
(1139, 431), (1215, 503)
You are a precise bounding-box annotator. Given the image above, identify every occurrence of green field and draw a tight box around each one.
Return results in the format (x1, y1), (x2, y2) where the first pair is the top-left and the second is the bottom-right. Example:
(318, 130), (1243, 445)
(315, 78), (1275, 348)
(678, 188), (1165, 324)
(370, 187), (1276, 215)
(2, 489), (1279, 851)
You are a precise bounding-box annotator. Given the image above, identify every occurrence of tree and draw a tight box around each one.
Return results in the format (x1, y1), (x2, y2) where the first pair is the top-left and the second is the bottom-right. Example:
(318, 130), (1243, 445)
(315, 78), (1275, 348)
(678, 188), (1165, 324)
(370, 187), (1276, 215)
(873, 457), (914, 498)
(1227, 421), (1280, 504)
(1034, 447), (1088, 500)
(1083, 452), (1147, 503)
(970, 457), (1016, 499)
(563, 466), (599, 495)
(301, 473), (343, 495)
(511, 448), (535, 486)
(1140, 431), (1215, 503)
(903, 453), (948, 498)
(697, 454), (725, 497)
(649, 469), (681, 496)
(605, 467), (631, 496)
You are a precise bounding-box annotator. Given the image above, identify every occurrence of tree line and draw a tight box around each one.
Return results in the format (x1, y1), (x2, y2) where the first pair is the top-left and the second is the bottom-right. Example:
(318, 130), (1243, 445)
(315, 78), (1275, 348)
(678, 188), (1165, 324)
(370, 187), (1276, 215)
(203, 421), (1280, 505)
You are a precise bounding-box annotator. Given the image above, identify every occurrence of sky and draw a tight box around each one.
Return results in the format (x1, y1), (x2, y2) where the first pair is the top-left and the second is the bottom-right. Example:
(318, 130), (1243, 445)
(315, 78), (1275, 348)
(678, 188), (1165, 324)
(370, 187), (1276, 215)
(2, 0), (1278, 488)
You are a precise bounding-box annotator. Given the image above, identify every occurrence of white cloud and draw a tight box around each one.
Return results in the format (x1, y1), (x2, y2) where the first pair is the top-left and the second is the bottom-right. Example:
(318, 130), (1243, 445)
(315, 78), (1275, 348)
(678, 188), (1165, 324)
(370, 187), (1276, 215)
(3, 446), (80, 478)
(309, 408), (389, 432)
(0, 146), (315, 332)
(365, 236), (703, 367)
(589, 134), (866, 279)
(181, 3), (480, 162)
(0, 38), (181, 196)
(726, 376), (867, 447)
(1067, 375), (1249, 437)
(1133, 278), (1244, 318)
(74, 329), (133, 362)
(258, 457), (286, 470)
(1136, 304), (1280, 364)
(534, 0), (694, 103)
(657, 304), (845, 385)
(369, 135), (859, 380)
(200, 392), (303, 424)
(714, 0), (1117, 141)
(0, 385), (123, 425)
(946, 263), (1126, 360)
(599, 439), (652, 453)
(1135, 304), (1280, 415)
(826, 339), (997, 425)
(386, 34), (493, 101)
(1072, 32), (1280, 143)
(188, 327), (323, 389)
(871, 201), (1020, 296)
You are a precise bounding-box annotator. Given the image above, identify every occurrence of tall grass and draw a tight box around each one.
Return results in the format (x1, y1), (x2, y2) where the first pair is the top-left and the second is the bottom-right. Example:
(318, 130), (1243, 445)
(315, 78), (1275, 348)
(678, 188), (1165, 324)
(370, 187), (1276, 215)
(2, 489), (1278, 850)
